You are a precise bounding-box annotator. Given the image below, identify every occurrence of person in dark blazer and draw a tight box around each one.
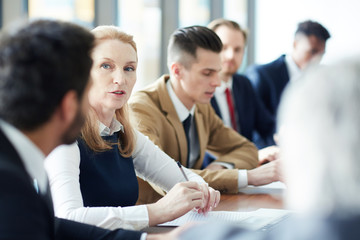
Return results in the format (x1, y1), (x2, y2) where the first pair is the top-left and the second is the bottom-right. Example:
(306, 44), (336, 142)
(0, 19), (170, 240)
(246, 20), (331, 123)
(208, 19), (276, 149)
(173, 57), (360, 240)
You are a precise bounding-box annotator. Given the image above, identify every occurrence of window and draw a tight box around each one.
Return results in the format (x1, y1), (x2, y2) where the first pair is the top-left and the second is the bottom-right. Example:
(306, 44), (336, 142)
(117, 0), (161, 90)
(223, 0), (247, 29)
(28, 0), (95, 28)
(179, 0), (210, 28)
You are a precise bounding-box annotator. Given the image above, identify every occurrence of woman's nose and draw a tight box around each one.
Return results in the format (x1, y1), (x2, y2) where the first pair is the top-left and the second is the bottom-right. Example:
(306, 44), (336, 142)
(113, 71), (125, 84)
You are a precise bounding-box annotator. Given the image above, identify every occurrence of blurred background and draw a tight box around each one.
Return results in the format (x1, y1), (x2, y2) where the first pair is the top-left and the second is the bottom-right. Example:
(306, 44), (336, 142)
(2, 0), (359, 90)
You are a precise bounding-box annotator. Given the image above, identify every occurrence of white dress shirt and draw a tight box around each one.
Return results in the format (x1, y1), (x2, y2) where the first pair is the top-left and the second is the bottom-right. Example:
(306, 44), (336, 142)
(166, 80), (200, 168)
(214, 79), (233, 129)
(285, 54), (302, 82)
(0, 120), (47, 194)
(45, 118), (205, 231)
(166, 80), (248, 189)
(0, 120), (146, 240)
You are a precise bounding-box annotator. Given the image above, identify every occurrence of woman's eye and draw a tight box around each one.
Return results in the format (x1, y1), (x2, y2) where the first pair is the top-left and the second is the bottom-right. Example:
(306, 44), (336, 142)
(124, 66), (135, 72)
(101, 63), (111, 69)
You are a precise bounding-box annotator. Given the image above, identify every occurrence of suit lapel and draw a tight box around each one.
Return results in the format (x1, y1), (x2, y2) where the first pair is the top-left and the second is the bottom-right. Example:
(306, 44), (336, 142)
(157, 76), (189, 166)
(193, 107), (206, 169)
(0, 128), (55, 215)
(0, 128), (29, 175)
(232, 75), (243, 131)
(210, 97), (222, 118)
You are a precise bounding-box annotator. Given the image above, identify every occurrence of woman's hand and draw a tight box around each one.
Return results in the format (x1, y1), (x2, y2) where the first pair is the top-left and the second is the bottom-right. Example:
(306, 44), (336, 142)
(196, 184), (220, 214)
(146, 182), (220, 226)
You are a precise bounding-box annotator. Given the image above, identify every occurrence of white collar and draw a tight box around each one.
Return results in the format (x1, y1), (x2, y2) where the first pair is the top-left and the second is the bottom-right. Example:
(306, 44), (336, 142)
(98, 118), (124, 136)
(166, 80), (196, 122)
(0, 119), (47, 194)
(285, 54), (302, 82)
(215, 78), (233, 96)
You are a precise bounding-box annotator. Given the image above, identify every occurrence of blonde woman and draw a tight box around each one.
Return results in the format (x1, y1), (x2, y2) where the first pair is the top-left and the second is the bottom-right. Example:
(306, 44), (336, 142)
(45, 25), (220, 231)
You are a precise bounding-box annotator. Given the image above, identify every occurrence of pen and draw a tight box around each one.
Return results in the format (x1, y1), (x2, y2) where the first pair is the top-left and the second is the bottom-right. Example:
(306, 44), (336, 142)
(176, 161), (189, 181)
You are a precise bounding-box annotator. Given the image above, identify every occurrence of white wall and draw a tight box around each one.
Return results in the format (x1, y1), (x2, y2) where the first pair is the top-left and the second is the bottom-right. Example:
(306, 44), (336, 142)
(254, 0), (360, 65)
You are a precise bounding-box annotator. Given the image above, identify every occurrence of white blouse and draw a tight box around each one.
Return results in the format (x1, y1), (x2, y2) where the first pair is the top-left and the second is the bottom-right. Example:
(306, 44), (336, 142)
(44, 120), (205, 231)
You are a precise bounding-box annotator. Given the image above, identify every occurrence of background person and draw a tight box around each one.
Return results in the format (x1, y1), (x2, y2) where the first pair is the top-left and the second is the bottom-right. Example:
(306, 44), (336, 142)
(208, 18), (276, 149)
(177, 56), (360, 240)
(246, 20), (330, 125)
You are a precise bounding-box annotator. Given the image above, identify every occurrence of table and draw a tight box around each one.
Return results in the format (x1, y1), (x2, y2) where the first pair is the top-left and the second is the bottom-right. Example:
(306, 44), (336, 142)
(144, 192), (284, 233)
(215, 192), (284, 211)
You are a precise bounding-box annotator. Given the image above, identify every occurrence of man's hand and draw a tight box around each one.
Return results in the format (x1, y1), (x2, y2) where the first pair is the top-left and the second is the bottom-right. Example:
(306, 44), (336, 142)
(258, 145), (280, 165)
(247, 159), (283, 186)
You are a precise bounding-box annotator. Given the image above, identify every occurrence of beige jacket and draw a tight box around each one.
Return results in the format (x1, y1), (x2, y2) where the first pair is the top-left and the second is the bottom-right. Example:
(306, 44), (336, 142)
(129, 75), (258, 203)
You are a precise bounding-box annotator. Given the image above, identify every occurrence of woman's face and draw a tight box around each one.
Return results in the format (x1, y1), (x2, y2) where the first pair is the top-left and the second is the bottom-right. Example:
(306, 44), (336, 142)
(89, 39), (137, 114)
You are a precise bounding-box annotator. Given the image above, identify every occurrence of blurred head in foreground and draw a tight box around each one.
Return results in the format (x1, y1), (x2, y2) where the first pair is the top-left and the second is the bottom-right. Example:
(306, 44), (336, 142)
(278, 57), (360, 217)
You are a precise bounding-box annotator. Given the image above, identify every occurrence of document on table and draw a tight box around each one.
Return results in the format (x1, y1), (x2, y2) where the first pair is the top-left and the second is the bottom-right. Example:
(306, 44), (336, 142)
(159, 208), (291, 230)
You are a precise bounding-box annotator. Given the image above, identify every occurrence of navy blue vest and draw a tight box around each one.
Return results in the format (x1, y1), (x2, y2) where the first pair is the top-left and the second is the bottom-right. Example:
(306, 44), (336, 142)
(78, 132), (138, 207)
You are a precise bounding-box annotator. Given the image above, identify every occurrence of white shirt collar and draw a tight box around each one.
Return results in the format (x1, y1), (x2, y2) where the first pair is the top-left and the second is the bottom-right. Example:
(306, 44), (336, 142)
(215, 78), (233, 96)
(98, 118), (124, 136)
(166, 80), (195, 122)
(285, 54), (302, 82)
(0, 119), (47, 194)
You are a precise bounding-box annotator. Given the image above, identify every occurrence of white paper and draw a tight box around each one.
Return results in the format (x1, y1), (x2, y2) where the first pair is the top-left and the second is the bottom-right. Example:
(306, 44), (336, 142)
(159, 208), (290, 230)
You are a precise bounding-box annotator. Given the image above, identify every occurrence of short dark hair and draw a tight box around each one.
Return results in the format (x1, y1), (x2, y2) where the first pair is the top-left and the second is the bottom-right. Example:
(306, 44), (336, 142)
(0, 20), (94, 131)
(295, 20), (331, 41)
(167, 25), (222, 69)
(208, 18), (248, 44)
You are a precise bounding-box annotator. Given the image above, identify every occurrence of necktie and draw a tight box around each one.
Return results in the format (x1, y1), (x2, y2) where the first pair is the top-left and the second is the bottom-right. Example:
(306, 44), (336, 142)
(225, 87), (237, 131)
(182, 114), (192, 167)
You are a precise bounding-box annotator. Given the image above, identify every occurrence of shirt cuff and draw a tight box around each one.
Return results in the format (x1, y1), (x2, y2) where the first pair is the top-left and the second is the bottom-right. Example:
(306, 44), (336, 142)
(140, 233), (147, 240)
(211, 161), (234, 169)
(120, 205), (149, 230)
(237, 170), (248, 190)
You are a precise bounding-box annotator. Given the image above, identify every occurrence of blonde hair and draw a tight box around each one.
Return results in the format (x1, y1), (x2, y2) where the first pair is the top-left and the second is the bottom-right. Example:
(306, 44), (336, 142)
(80, 25), (137, 157)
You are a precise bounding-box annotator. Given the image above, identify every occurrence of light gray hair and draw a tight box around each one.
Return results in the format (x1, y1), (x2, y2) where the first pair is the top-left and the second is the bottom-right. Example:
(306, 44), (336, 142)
(278, 57), (360, 217)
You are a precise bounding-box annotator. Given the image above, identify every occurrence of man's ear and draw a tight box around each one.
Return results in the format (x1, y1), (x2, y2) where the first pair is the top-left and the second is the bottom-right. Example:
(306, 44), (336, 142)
(58, 90), (78, 127)
(170, 62), (183, 79)
(293, 40), (297, 50)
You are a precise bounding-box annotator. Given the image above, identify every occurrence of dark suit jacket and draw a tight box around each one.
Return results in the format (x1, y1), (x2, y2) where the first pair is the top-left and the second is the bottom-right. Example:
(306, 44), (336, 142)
(0, 128), (142, 240)
(246, 55), (290, 119)
(179, 214), (360, 240)
(210, 74), (275, 148)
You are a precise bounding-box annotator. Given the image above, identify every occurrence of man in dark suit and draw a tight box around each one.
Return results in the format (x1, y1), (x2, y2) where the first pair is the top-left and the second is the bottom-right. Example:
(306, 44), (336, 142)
(208, 19), (276, 149)
(246, 20), (330, 123)
(0, 20), (169, 240)
(172, 56), (360, 240)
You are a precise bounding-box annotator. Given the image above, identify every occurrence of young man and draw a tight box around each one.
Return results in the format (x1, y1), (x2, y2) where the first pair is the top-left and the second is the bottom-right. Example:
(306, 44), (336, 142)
(176, 57), (360, 240)
(208, 19), (276, 149)
(246, 20), (331, 121)
(0, 20), (170, 240)
(129, 26), (281, 204)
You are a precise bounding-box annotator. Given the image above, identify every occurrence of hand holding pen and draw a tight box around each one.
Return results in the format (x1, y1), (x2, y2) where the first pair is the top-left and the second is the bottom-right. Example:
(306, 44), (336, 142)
(176, 161), (220, 213)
